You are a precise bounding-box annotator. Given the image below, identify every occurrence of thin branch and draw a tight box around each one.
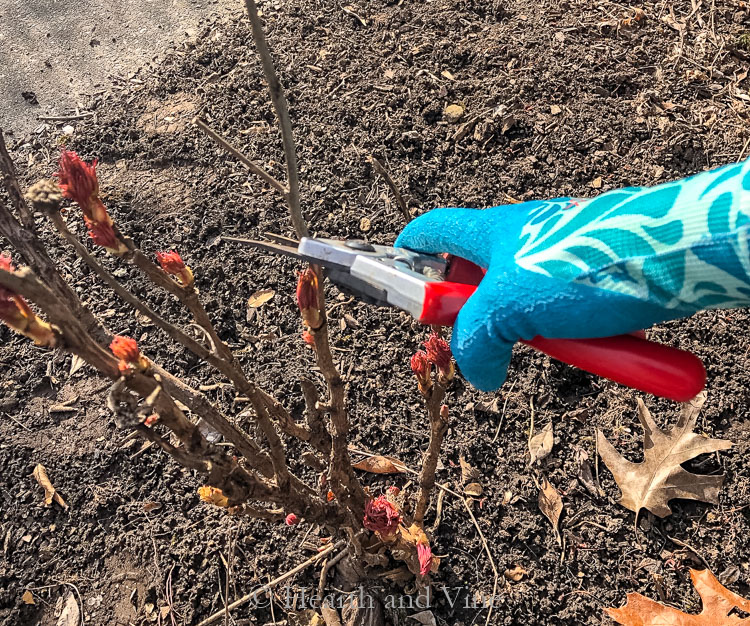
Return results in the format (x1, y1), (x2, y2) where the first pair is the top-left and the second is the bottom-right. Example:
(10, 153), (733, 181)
(0, 130), (36, 231)
(243, 0), (308, 239)
(311, 320), (366, 522)
(0, 154), (106, 341)
(367, 156), (411, 223)
(193, 118), (288, 198)
(414, 382), (448, 524)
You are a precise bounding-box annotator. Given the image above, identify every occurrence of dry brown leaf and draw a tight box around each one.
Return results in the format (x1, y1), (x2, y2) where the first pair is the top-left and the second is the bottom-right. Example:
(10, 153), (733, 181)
(529, 422), (554, 465)
(198, 485), (229, 507)
(550, 104), (562, 115)
(247, 289), (275, 308)
(352, 455), (407, 474)
(504, 565), (528, 582)
(22, 590), (34, 605)
(607, 568), (750, 625)
(409, 610), (437, 626)
(538, 476), (563, 546)
(57, 592), (80, 626)
(464, 482), (483, 497)
(459, 455), (480, 485)
(32, 464), (68, 509)
(597, 392), (731, 519)
(359, 217), (371, 232)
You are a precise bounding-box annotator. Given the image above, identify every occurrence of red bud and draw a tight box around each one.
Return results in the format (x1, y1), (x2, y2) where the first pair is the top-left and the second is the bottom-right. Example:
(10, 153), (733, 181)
(424, 333), (454, 380)
(285, 513), (299, 525)
(296, 268), (321, 329)
(363, 495), (401, 536)
(417, 542), (432, 576)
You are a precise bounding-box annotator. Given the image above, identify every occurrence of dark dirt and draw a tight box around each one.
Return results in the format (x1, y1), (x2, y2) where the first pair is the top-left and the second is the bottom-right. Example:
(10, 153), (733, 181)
(2, 0), (750, 624)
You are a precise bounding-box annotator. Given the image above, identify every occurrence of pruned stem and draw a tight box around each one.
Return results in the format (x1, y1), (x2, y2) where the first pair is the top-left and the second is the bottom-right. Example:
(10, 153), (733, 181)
(367, 155), (411, 223)
(414, 382), (448, 524)
(193, 118), (288, 198)
(242, 0), (307, 239)
(311, 318), (366, 524)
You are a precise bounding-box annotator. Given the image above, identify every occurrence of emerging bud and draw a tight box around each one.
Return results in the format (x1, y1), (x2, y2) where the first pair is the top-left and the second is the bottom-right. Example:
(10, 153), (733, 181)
(424, 333), (454, 381)
(296, 268), (322, 329)
(57, 150), (99, 210)
(156, 250), (194, 288)
(302, 330), (315, 347)
(410, 350), (432, 395)
(417, 542), (433, 576)
(109, 335), (148, 372)
(0, 254), (57, 347)
(56, 150), (127, 254)
(87, 219), (120, 251)
(363, 495), (401, 537)
(144, 413), (160, 427)
(285, 513), (299, 526)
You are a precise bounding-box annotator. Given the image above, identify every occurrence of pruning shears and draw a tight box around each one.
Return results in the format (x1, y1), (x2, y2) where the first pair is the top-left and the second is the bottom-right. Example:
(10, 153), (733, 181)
(225, 234), (706, 402)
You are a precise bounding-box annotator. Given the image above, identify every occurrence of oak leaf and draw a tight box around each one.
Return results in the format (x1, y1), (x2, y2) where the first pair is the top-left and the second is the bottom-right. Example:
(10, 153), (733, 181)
(597, 392), (731, 519)
(607, 568), (750, 625)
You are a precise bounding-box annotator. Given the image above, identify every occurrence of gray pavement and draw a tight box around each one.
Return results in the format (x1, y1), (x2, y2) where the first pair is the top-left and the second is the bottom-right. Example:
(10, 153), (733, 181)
(0, 0), (234, 137)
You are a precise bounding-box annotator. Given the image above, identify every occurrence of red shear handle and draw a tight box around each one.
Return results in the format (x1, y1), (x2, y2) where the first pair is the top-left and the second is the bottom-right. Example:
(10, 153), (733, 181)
(418, 258), (706, 401)
(525, 336), (705, 402)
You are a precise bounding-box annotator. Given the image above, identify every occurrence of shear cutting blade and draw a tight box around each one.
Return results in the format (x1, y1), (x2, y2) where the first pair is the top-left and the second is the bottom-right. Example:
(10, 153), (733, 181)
(222, 236), (307, 261)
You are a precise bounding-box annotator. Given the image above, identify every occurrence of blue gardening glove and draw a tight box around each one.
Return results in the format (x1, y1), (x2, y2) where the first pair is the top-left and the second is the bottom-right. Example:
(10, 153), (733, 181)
(396, 160), (750, 391)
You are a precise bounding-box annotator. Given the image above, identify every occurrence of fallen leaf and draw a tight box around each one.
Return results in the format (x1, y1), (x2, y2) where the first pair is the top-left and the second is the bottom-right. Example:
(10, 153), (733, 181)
(359, 217), (371, 232)
(159, 606), (171, 620)
(443, 104), (464, 123)
(597, 392), (731, 519)
(247, 289), (275, 308)
(22, 590), (34, 605)
(288, 608), (325, 626)
(69, 354), (85, 376)
(591, 176), (603, 189)
(459, 455), (480, 485)
(409, 610), (437, 626)
(464, 482), (483, 497)
(142, 501), (162, 513)
(198, 485), (229, 507)
(352, 455), (407, 474)
(32, 464), (68, 509)
(529, 422), (554, 465)
(538, 476), (563, 546)
(441, 70), (455, 80)
(550, 104), (562, 115)
(607, 568), (750, 625)
(57, 592), (80, 626)
(504, 565), (528, 582)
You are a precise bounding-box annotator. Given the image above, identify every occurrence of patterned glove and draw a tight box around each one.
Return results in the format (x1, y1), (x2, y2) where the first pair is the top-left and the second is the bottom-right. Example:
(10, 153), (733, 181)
(396, 161), (750, 391)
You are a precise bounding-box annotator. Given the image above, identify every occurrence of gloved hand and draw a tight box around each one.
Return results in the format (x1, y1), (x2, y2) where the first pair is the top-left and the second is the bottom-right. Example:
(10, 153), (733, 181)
(396, 161), (750, 391)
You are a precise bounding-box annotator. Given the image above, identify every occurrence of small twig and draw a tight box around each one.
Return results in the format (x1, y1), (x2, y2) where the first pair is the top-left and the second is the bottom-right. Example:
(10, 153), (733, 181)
(3, 412), (31, 432)
(195, 542), (340, 626)
(317, 547), (347, 600)
(459, 489), (499, 626)
(491, 379), (517, 444)
(667, 534), (711, 569)
(367, 156), (410, 222)
(37, 112), (94, 122)
(193, 118), (288, 198)
(243, 0), (308, 239)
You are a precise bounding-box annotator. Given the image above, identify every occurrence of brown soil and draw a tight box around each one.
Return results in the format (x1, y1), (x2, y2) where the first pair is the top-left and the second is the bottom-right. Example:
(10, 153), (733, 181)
(2, 1), (750, 625)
